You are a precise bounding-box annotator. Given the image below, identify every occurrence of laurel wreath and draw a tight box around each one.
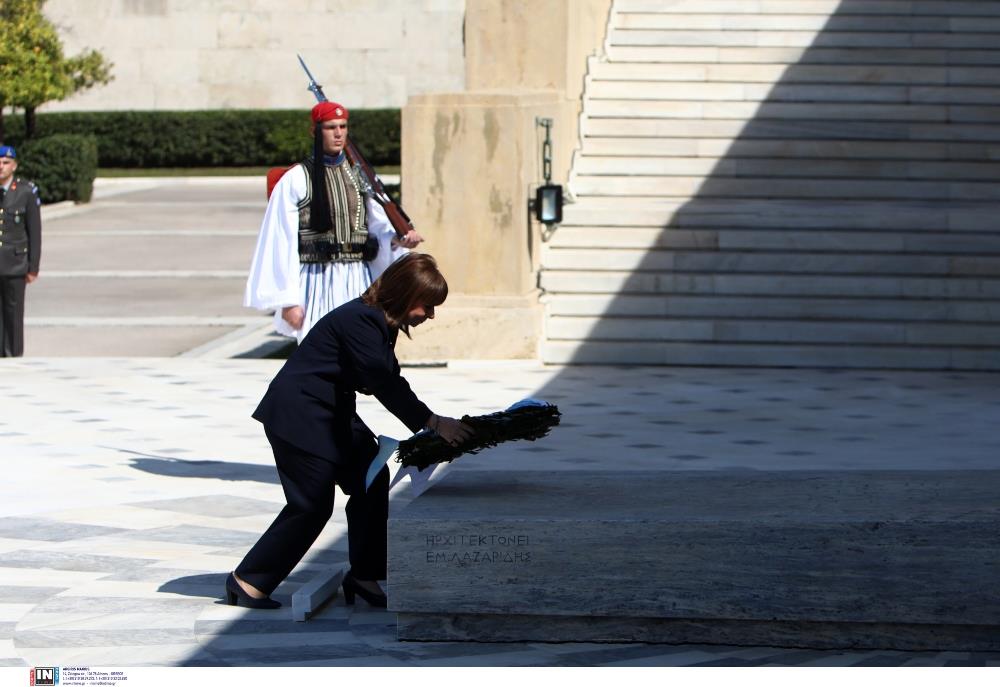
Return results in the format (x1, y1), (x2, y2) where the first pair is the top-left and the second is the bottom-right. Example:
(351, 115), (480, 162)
(395, 403), (562, 471)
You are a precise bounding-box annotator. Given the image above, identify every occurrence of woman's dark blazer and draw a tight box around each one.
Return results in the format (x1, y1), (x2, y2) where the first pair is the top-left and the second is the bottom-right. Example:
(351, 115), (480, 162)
(252, 298), (432, 467)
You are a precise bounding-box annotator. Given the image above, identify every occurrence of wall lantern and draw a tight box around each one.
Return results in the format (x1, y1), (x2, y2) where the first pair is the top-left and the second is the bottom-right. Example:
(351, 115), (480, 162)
(534, 184), (563, 225)
(530, 117), (564, 237)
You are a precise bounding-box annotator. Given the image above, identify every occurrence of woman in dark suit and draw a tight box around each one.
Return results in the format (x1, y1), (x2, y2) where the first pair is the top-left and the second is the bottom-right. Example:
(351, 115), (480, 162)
(226, 253), (472, 609)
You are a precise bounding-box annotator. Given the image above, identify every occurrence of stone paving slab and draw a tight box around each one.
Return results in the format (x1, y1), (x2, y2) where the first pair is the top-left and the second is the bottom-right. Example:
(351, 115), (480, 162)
(42, 234), (259, 272)
(101, 180), (263, 206)
(25, 326), (246, 358)
(44, 206), (263, 234)
(26, 278), (249, 318)
(1, 357), (999, 666)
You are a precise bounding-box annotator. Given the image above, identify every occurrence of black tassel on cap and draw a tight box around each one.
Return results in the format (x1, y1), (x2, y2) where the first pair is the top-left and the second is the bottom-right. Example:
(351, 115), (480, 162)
(310, 124), (332, 232)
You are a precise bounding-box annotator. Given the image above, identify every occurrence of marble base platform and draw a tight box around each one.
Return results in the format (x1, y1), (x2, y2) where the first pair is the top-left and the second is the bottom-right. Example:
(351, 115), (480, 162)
(388, 469), (1000, 649)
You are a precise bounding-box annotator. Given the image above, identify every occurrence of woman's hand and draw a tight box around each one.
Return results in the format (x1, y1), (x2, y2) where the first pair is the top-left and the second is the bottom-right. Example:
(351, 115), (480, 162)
(428, 414), (474, 446)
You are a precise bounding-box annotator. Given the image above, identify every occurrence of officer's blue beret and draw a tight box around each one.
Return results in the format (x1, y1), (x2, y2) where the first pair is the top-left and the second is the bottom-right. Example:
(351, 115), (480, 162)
(0, 145), (15, 159)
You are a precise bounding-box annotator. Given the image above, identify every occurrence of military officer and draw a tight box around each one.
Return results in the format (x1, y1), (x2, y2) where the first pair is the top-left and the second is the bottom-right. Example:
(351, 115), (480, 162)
(0, 145), (41, 357)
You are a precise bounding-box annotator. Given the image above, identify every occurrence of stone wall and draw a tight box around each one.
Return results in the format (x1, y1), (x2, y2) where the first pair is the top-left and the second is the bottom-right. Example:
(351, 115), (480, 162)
(42, 0), (466, 111)
(398, 0), (611, 361)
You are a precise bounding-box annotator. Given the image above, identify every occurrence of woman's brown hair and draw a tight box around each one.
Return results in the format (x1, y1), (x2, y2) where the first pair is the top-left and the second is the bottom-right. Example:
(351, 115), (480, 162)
(362, 253), (448, 337)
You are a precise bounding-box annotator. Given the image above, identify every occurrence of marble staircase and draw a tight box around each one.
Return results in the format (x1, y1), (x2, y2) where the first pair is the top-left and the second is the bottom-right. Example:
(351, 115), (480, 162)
(541, 0), (1000, 368)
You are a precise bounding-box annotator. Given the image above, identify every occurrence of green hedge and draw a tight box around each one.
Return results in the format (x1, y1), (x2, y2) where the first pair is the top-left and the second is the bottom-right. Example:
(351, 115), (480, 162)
(3, 109), (400, 168)
(18, 134), (98, 203)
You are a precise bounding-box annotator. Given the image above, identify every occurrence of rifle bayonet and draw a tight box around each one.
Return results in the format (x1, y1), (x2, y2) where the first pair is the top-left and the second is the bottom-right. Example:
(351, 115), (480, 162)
(297, 54), (328, 103)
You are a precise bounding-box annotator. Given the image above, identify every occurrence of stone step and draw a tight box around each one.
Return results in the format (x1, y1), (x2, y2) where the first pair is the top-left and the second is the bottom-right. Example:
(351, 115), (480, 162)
(539, 270), (1000, 299)
(582, 117), (1000, 142)
(560, 199), (681, 227)
(545, 315), (1000, 347)
(614, 0), (1000, 17)
(613, 12), (1000, 32)
(544, 2), (1000, 371)
(544, 293), (1000, 323)
(542, 247), (1000, 276)
(580, 137), (1000, 160)
(573, 156), (1000, 181)
(588, 61), (1000, 86)
(587, 80), (1000, 105)
(540, 339), (998, 368)
(608, 29), (1000, 50)
(585, 100), (1000, 123)
(549, 226), (1000, 254)
(571, 175), (1000, 201)
(558, 198), (999, 232)
(605, 46), (1000, 65)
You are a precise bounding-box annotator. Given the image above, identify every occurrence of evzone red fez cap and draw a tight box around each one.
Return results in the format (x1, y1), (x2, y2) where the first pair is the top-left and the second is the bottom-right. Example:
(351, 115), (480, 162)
(311, 101), (348, 122)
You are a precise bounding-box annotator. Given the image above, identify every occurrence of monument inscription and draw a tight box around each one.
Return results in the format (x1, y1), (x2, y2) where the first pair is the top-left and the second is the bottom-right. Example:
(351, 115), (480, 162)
(424, 532), (532, 566)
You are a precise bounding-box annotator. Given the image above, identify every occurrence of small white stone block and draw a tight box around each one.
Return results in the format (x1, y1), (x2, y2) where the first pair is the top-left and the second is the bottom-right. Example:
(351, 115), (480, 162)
(291, 565), (345, 622)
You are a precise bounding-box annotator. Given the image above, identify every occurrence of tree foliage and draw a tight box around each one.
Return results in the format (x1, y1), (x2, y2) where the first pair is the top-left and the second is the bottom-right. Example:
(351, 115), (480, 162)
(0, 0), (112, 139)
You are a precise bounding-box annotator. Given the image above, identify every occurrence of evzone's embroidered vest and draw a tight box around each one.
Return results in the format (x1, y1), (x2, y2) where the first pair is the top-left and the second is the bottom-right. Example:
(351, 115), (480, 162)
(297, 157), (368, 263)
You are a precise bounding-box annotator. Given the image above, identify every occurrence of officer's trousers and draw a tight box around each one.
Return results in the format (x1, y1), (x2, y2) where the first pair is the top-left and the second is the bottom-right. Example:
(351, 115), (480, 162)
(0, 276), (25, 357)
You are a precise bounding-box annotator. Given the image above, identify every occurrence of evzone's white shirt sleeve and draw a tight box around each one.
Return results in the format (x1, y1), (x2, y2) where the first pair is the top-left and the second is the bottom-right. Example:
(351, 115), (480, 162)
(244, 165), (307, 310)
(365, 195), (410, 281)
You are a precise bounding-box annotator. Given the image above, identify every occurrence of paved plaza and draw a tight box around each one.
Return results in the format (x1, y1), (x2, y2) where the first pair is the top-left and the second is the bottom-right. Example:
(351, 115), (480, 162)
(1, 179), (998, 667)
(25, 177), (268, 358)
(3, 358), (1000, 667)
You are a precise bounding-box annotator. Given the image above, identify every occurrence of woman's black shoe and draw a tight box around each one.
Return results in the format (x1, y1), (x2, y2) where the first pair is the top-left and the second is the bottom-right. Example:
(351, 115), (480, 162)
(225, 572), (281, 609)
(342, 572), (387, 608)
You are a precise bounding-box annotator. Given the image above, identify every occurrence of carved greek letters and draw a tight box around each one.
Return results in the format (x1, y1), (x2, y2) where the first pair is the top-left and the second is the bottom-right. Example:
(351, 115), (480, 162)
(424, 532), (532, 566)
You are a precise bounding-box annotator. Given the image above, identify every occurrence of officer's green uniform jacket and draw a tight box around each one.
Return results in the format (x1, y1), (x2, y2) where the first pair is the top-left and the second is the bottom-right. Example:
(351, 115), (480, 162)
(0, 177), (41, 277)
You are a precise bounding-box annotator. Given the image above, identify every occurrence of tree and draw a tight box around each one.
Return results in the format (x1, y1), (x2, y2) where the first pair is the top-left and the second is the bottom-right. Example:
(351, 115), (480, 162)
(0, 0), (112, 141)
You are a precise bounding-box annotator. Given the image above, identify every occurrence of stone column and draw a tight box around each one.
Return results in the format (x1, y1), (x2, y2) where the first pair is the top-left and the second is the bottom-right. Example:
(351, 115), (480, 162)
(399, 0), (611, 361)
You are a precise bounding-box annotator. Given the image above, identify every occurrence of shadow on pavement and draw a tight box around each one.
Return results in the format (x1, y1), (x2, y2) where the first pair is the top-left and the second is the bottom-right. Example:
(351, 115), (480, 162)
(158, 573), (227, 599)
(233, 340), (296, 360)
(125, 455), (280, 484)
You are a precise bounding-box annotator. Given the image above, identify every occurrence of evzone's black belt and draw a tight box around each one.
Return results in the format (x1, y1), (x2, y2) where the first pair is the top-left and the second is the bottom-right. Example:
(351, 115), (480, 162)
(299, 236), (379, 263)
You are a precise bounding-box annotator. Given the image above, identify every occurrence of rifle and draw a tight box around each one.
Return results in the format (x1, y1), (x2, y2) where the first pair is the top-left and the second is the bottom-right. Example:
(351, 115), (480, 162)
(297, 55), (414, 240)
